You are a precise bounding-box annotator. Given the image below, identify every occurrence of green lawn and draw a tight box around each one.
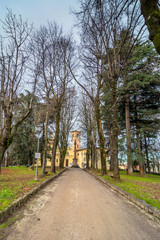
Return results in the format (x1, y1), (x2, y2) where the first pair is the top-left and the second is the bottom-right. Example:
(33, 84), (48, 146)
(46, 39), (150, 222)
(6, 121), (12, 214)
(0, 166), (58, 211)
(93, 170), (160, 210)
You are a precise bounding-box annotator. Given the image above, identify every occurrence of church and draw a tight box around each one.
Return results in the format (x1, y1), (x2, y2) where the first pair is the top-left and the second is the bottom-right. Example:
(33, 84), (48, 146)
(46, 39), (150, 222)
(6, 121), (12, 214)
(44, 130), (109, 169)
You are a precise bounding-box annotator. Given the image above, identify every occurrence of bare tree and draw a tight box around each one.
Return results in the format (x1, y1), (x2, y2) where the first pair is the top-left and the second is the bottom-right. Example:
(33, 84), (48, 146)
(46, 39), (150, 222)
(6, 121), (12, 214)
(73, 0), (145, 179)
(110, 0), (160, 53)
(80, 96), (92, 169)
(79, 94), (97, 169)
(30, 25), (53, 176)
(0, 10), (34, 171)
(59, 87), (76, 169)
(50, 30), (75, 173)
(69, 15), (107, 175)
(31, 22), (75, 174)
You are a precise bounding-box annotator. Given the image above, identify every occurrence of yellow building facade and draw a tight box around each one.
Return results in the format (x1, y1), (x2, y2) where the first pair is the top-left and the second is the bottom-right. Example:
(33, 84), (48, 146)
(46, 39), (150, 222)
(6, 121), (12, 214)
(43, 130), (109, 169)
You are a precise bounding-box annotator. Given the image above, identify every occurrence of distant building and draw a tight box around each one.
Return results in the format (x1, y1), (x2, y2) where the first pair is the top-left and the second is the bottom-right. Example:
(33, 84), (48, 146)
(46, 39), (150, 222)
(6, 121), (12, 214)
(71, 130), (81, 150)
(42, 130), (109, 169)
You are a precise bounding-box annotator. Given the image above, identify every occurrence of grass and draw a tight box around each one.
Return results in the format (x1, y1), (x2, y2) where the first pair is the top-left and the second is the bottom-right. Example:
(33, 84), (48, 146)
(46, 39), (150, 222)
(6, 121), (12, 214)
(0, 217), (17, 229)
(92, 170), (160, 210)
(0, 216), (18, 239)
(0, 166), (59, 211)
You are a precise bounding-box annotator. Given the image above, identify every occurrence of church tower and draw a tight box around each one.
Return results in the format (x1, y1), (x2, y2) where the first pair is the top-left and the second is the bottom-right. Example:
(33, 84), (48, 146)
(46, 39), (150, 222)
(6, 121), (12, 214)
(71, 130), (81, 150)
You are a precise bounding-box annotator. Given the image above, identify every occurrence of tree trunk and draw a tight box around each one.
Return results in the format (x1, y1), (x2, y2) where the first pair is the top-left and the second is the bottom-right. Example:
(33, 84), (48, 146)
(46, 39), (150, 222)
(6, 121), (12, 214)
(0, 102), (32, 173)
(90, 142), (93, 168)
(136, 128), (144, 176)
(140, 0), (160, 54)
(144, 134), (150, 173)
(125, 94), (133, 175)
(28, 158), (31, 166)
(0, 105), (3, 138)
(86, 133), (90, 169)
(59, 153), (63, 169)
(28, 149), (32, 166)
(51, 109), (60, 173)
(91, 139), (96, 169)
(6, 158), (10, 167)
(112, 80), (120, 180)
(42, 110), (49, 177)
(0, 146), (6, 173)
(95, 150), (98, 169)
(134, 96), (144, 176)
(95, 100), (106, 176)
(59, 144), (67, 169)
(59, 152), (65, 169)
(40, 122), (45, 167)
(140, 136), (146, 175)
(152, 158), (155, 173)
(0, 115), (13, 173)
(109, 130), (114, 171)
(91, 122), (97, 169)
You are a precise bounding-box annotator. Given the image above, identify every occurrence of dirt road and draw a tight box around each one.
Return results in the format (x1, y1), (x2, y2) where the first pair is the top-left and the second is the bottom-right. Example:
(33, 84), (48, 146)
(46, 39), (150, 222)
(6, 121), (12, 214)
(3, 168), (160, 240)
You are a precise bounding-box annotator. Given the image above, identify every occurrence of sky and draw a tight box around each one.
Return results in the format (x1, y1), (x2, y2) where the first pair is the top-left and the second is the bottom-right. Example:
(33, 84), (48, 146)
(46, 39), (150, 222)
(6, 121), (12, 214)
(0, 0), (81, 131)
(0, 0), (80, 37)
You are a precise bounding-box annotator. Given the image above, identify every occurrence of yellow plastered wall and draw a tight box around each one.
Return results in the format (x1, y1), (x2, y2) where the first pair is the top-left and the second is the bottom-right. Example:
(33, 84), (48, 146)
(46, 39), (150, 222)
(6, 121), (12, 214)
(39, 132), (109, 169)
(76, 148), (110, 169)
(39, 146), (109, 169)
(39, 146), (74, 168)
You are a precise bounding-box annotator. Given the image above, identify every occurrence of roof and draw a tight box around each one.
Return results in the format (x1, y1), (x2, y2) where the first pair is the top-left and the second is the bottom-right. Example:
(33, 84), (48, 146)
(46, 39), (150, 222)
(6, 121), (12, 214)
(76, 148), (87, 151)
(76, 147), (108, 152)
(70, 130), (81, 133)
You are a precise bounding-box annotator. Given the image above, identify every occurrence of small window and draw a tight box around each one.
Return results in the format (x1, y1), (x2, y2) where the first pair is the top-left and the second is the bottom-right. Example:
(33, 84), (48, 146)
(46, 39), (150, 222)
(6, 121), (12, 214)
(56, 159), (58, 162)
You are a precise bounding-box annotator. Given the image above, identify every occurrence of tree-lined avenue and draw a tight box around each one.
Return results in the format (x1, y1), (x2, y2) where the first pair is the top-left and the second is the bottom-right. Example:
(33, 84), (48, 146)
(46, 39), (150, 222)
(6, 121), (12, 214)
(3, 169), (160, 240)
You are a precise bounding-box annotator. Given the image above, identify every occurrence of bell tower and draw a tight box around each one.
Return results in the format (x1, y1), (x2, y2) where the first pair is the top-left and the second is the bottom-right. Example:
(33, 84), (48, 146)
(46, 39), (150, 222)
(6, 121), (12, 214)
(71, 130), (81, 150)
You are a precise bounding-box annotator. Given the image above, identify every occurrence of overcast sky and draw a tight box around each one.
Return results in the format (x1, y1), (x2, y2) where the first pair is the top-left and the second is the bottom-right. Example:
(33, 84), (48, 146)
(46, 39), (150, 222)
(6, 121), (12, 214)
(0, 0), (81, 131)
(0, 0), (80, 36)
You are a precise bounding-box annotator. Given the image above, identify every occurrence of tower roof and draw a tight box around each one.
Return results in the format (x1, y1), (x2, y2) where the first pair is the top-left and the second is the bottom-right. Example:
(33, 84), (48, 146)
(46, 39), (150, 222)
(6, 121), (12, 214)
(71, 130), (81, 133)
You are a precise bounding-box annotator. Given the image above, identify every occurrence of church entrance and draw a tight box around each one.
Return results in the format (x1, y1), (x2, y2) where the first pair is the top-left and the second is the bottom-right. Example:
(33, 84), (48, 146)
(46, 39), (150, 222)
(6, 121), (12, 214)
(66, 159), (68, 167)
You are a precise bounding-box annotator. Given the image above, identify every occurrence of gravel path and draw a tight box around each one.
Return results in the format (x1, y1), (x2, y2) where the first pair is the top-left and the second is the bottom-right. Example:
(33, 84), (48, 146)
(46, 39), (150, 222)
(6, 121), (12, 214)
(3, 168), (160, 240)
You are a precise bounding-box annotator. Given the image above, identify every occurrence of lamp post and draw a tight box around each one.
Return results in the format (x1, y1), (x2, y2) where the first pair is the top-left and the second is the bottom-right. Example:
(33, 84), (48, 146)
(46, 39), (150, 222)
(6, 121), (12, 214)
(35, 128), (41, 181)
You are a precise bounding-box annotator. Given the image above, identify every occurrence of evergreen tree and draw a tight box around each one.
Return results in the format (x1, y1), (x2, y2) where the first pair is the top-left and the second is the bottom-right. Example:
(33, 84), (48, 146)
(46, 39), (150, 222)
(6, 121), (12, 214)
(120, 41), (160, 175)
(9, 92), (38, 166)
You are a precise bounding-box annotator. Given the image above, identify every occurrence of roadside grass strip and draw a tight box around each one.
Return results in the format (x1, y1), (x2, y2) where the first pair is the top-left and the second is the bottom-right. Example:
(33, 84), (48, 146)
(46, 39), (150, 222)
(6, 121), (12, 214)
(0, 166), (59, 211)
(93, 170), (160, 210)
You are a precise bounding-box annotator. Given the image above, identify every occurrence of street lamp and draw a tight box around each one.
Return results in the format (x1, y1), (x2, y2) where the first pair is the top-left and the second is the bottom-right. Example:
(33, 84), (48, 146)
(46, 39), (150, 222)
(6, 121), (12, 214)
(34, 127), (41, 181)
